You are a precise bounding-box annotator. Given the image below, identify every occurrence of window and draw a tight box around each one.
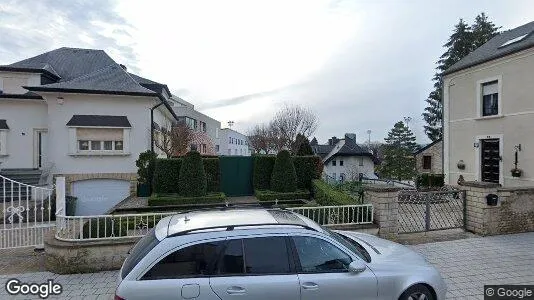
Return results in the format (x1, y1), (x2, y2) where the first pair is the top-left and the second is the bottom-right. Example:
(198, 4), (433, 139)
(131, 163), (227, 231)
(332, 160), (336, 166)
(114, 141), (123, 150)
(482, 80), (499, 116)
(229, 137), (232, 144)
(122, 229), (160, 279)
(292, 236), (352, 273)
(79, 140), (89, 150)
(216, 145), (219, 152)
(243, 237), (291, 274)
(202, 144), (207, 153)
(359, 157), (364, 166)
(90, 141), (101, 150)
(142, 240), (223, 280)
(332, 173), (336, 180)
(103, 141), (113, 150)
(75, 128), (125, 153)
(217, 239), (244, 274)
(199, 121), (207, 132)
(423, 155), (432, 170)
(340, 160), (344, 166)
(185, 117), (197, 130)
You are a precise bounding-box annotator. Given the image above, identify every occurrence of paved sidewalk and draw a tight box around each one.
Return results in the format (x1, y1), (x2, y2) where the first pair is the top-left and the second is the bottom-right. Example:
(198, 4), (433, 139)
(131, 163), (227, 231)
(0, 232), (533, 299)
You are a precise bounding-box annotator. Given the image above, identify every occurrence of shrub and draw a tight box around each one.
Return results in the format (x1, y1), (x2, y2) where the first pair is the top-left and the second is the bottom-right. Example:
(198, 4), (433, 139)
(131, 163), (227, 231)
(253, 155), (276, 190)
(81, 217), (127, 239)
(271, 150), (297, 192)
(136, 150), (157, 186)
(178, 151), (207, 197)
(153, 158), (182, 193)
(254, 189), (310, 201)
(312, 179), (357, 205)
(293, 156), (323, 189)
(297, 139), (314, 156)
(203, 158), (220, 192)
(148, 192), (226, 206)
(416, 174), (445, 189)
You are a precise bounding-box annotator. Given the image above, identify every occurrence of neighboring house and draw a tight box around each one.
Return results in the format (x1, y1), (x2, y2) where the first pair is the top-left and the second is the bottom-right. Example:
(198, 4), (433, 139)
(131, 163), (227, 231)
(414, 139), (443, 175)
(443, 21), (534, 187)
(0, 47), (184, 215)
(311, 133), (376, 181)
(218, 128), (250, 156)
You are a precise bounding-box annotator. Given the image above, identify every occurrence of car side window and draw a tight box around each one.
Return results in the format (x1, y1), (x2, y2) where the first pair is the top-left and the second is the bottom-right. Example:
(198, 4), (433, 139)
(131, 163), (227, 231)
(292, 236), (352, 273)
(142, 240), (223, 280)
(217, 239), (244, 275)
(243, 237), (291, 274)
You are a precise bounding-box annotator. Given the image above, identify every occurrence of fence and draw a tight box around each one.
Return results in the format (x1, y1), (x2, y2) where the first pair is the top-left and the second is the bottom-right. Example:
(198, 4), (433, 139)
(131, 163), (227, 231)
(287, 204), (373, 226)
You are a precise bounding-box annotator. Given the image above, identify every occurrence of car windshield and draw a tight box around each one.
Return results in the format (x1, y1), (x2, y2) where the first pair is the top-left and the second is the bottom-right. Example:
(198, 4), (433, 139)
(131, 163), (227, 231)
(121, 228), (160, 279)
(322, 227), (372, 263)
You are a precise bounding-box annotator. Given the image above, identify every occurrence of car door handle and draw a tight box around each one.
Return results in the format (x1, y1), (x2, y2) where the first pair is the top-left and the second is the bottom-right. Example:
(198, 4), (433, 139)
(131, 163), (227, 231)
(226, 286), (246, 295)
(301, 282), (319, 290)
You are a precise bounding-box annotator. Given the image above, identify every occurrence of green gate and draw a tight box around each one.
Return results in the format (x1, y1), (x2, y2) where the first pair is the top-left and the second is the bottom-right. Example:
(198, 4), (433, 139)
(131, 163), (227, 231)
(219, 156), (254, 196)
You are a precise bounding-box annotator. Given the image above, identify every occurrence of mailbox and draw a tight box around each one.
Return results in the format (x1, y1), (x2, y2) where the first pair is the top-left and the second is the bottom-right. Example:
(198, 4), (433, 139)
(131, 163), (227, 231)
(486, 194), (498, 206)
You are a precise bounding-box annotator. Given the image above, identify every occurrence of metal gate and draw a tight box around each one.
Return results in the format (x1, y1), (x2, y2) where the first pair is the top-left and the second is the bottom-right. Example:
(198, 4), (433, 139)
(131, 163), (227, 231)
(219, 156), (254, 197)
(397, 189), (465, 233)
(1, 174), (55, 249)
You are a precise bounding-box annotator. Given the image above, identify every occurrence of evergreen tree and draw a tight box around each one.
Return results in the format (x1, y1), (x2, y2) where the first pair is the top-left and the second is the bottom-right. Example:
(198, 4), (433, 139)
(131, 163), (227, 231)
(423, 14), (500, 141)
(296, 136), (314, 156)
(178, 151), (207, 197)
(377, 121), (417, 180)
(270, 150), (297, 192)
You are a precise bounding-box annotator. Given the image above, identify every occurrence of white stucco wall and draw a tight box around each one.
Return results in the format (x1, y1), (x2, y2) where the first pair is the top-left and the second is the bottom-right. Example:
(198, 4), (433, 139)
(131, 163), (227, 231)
(218, 128), (250, 156)
(0, 72), (40, 94)
(0, 99), (48, 168)
(324, 156), (376, 181)
(173, 106), (221, 150)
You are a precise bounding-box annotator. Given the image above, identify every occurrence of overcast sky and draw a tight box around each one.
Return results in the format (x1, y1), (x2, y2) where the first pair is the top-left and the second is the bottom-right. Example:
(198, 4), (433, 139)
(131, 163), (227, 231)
(1, 0), (533, 144)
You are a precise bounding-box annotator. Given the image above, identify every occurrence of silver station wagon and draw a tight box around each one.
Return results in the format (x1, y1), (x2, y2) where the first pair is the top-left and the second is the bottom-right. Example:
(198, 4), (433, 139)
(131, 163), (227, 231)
(115, 208), (446, 300)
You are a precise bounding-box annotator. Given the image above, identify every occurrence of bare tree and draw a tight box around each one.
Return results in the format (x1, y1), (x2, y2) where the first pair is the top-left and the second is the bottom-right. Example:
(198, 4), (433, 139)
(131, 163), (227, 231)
(153, 122), (193, 158)
(247, 124), (270, 154)
(271, 104), (318, 153)
(267, 121), (286, 153)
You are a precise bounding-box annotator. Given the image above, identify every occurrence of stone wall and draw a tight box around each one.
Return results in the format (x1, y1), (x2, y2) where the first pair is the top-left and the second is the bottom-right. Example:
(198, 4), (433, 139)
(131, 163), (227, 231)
(364, 185), (400, 238)
(415, 140), (443, 174)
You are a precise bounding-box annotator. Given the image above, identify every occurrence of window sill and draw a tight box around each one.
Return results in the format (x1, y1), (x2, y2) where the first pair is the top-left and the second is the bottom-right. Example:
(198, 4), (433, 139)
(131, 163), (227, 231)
(475, 114), (503, 120)
(69, 152), (130, 157)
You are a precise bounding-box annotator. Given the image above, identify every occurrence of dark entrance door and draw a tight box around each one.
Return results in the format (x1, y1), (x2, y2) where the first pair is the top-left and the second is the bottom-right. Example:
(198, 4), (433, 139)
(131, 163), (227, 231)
(481, 139), (500, 183)
(219, 156), (254, 196)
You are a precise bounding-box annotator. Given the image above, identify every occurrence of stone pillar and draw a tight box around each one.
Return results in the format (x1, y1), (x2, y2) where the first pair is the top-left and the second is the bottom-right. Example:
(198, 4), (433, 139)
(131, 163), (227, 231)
(364, 185), (400, 238)
(459, 181), (499, 235)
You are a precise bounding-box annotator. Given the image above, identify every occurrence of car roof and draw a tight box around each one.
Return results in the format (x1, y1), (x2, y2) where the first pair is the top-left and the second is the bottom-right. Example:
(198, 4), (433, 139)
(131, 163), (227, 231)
(154, 208), (322, 240)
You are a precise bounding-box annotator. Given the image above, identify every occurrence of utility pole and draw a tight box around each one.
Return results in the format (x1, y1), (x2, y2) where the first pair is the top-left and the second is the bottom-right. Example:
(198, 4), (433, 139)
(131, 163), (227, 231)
(227, 121), (234, 128)
(366, 130), (372, 148)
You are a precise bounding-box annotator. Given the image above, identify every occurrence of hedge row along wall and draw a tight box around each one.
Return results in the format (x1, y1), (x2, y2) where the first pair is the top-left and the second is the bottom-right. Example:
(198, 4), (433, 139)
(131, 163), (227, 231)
(253, 155), (323, 190)
(153, 157), (220, 194)
(312, 179), (357, 205)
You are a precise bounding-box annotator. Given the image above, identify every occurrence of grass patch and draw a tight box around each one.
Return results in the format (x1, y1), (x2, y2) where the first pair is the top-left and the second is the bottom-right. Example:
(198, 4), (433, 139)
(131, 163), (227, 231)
(148, 192), (226, 206)
(254, 189), (310, 201)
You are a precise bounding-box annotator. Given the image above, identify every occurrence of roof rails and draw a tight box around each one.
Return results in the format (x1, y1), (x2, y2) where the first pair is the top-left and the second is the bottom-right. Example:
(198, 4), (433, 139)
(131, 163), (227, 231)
(168, 222), (317, 238)
(168, 204), (289, 216)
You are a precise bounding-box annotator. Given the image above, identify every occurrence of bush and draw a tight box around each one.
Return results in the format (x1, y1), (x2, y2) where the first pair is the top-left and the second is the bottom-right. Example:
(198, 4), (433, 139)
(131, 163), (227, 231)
(136, 150), (157, 187)
(254, 189), (310, 201)
(148, 192), (226, 206)
(312, 179), (357, 205)
(293, 156), (323, 189)
(297, 139), (314, 156)
(153, 158), (182, 193)
(253, 155), (276, 189)
(416, 174), (445, 189)
(81, 217), (127, 239)
(203, 158), (220, 192)
(271, 150), (297, 192)
(178, 151), (207, 197)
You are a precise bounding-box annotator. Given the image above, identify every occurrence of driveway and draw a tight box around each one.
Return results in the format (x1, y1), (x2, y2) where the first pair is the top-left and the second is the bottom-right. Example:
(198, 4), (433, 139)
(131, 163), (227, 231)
(1, 232), (533, 299)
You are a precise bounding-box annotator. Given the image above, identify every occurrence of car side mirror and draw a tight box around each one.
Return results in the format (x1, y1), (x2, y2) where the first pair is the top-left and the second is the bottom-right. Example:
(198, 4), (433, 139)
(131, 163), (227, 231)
(348, 260), (366, 273)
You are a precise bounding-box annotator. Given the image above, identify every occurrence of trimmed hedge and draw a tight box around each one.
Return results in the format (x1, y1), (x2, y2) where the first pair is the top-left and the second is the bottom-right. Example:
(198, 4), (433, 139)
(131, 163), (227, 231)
(148, 192), (226, 206)
(253, 155), (276, 189)
(271, 150), (297, 192)
(254, 189), (310, 201)
(203, 158), (220, 192)
(416, 173), (445, 189)
(293, 156), (323, 189)
(153, 158), (182, 193)
(81, 217), (127, 239)
(178, 151), (207, 197)
(312, 179), (357, 205)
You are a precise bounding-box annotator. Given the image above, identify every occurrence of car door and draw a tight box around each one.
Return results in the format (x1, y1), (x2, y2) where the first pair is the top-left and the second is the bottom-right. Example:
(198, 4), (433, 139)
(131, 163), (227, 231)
(209, 236), (300, 300)
(122, 240), (224, 300)
(291, 235), (378, 300)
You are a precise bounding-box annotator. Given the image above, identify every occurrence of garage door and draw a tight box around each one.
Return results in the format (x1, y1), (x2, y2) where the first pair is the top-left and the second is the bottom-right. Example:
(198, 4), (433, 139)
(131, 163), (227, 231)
(72, 179), (130, 216)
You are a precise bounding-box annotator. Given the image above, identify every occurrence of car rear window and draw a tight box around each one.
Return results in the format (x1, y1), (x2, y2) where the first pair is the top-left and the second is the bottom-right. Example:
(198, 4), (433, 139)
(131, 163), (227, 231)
(122, 228), (160, 279)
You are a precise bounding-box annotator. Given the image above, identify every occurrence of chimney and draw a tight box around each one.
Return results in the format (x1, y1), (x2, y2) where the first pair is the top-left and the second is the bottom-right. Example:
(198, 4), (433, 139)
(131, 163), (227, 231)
(329, 136), (339, 145)
(345, 133), (356, 142)
(119, 64), (127, 71)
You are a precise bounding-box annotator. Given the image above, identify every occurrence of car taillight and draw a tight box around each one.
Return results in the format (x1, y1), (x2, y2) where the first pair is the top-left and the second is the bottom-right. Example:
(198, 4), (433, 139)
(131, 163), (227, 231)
(114, 294), (125, 300)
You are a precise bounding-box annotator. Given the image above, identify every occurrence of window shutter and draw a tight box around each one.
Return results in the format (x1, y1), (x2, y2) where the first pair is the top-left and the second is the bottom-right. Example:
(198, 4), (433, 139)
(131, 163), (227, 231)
(482, 81), (498, 95)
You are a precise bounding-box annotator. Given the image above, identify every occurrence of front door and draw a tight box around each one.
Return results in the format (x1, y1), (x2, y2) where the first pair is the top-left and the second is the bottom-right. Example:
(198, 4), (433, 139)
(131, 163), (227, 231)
(481, 139), (500, 183)
(33, 130), (48, 169)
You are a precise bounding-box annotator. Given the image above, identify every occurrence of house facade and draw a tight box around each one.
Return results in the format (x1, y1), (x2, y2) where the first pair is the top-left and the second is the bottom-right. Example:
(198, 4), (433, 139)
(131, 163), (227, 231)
(0, 47), (218, 215)
(311, 133), (376, 181)
(443, 21), (534, 187)
(414, 139), (443, 175)
(218, 128), (251, 156)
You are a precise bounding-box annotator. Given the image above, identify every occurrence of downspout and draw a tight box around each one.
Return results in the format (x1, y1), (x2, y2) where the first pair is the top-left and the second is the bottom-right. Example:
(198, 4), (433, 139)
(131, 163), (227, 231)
(150, 101), (164, 152)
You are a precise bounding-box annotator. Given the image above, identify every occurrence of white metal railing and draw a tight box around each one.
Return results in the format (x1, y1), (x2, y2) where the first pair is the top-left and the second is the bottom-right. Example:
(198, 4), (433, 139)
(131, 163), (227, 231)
(288, 204), (373, 226)
(55, 212), (176, 241)
(1, 174), (54, 249)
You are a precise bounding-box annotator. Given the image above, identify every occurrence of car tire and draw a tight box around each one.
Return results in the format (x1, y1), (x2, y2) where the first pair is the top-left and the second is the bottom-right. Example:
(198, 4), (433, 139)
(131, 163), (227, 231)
(399, 284), (435, 300)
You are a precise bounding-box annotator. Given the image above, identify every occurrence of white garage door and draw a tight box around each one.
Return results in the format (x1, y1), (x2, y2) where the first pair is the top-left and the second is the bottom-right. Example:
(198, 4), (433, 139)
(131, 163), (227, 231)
(72, 179), (130, 216)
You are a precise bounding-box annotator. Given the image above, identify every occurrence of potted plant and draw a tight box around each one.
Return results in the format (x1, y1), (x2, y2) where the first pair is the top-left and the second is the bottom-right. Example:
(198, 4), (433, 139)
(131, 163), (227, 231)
(136, 150), (157, 197)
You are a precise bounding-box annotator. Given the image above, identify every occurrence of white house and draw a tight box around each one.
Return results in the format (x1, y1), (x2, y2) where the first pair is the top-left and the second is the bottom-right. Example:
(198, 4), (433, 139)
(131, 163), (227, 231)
(0, 47), (217, 215)
(218, 128), (251, 156)
(311, 133), (377, 181)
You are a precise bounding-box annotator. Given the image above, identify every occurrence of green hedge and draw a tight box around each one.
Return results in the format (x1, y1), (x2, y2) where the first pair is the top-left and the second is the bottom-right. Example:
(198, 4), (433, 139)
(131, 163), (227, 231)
(293, 156), (323, 189)
(203, 158), (220, 192)
(254, 189), (310, 201)
(312, 179), (357, 205)
(271, 150), (297, 192)
(178, 151), (207, 196)
(81, 217), (127, 239)
(153, 158), (182, 193)
(148, 192), (226, 206)
(253, 155), (276, 190)
(416, 174), (445, 188)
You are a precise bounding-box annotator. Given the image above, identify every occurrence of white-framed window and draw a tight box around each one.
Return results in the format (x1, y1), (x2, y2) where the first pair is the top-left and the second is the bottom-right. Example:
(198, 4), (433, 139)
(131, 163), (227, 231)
(78, 140), (123, 151)
(71, 127), (128, 155)
(477, 76), (502, 118)
(359, 157), (364, 166)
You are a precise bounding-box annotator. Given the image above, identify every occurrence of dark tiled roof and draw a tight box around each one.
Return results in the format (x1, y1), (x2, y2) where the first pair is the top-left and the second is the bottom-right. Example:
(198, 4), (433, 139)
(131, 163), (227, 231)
(312, 144), (334, 159)
(129, 73), (171, 96)
(414, 138), (442, 155)
(0, 120), (8, 130)
(445, 21), (534, 75)
(66, 115), (131, 127)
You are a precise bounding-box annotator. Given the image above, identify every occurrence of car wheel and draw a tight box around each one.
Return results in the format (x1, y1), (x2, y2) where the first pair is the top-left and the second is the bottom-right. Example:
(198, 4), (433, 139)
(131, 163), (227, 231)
(400, 284), (434, 300)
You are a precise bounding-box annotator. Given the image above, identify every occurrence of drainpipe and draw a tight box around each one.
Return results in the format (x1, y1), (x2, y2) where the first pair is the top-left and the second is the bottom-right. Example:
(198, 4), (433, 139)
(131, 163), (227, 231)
(150, 102), (164, 152)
